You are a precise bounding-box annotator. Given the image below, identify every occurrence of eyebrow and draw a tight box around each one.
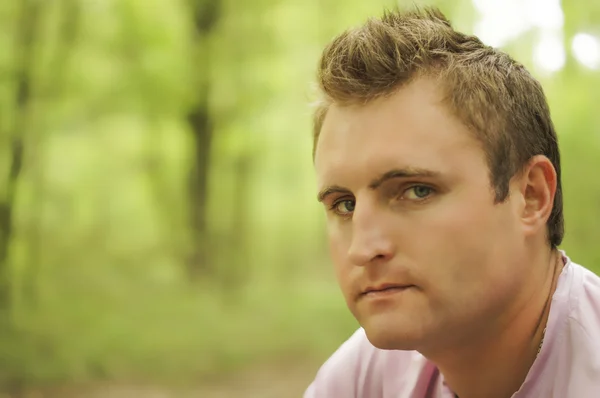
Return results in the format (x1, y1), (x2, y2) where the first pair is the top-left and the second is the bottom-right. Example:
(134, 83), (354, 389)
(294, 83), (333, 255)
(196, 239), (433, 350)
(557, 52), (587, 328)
(316, 167), (441, 202)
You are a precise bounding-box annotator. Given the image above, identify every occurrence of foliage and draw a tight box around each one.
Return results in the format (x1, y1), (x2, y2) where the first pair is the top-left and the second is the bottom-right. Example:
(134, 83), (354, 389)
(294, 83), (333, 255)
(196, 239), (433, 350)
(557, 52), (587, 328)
(0, 0), (598, 390)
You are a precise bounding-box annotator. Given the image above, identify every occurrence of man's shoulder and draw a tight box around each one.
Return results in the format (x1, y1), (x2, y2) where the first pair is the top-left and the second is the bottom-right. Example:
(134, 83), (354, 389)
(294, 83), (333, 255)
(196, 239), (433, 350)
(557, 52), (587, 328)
(546, 261), (600, 397)
(570, 261), (600, 330)
(304, 328), (427, 397)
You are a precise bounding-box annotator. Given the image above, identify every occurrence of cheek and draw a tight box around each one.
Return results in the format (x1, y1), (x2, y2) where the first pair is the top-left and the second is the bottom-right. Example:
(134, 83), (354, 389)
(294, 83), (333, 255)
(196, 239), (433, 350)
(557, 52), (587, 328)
(402, 193), (517, 283)
(400, 198), (522, 321)
(436, 190), (514, 242)
(326, 224), (351, 281)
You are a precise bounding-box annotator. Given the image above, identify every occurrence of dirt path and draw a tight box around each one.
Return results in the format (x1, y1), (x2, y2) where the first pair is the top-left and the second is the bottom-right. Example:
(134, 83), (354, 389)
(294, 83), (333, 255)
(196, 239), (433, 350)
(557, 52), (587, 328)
(9, 361), (318, 398)
(198, 362), (315, 398)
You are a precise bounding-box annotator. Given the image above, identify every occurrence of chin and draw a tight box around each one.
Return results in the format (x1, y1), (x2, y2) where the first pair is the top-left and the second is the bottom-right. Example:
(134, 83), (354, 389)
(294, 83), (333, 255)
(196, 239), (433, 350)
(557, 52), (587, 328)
(360, 316), (423, 351)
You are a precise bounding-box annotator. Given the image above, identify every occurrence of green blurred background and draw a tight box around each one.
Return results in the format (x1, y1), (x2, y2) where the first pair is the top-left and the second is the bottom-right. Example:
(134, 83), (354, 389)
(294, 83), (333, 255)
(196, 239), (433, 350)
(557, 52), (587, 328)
(0, 0), (598, 396)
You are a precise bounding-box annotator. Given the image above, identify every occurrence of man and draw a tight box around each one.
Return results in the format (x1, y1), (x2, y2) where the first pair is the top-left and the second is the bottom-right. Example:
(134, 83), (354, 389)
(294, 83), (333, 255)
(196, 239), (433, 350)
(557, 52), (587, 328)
(305, 6), (600, 398)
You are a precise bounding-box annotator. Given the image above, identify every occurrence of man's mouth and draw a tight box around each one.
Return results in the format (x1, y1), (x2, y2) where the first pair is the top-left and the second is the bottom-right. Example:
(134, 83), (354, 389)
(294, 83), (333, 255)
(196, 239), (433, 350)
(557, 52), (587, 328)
(361, 284), (414, 298)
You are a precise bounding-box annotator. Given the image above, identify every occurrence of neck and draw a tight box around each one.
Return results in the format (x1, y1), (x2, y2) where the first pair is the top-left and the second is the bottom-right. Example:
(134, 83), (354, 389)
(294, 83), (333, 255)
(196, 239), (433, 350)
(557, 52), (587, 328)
(429, 249), (563, 398)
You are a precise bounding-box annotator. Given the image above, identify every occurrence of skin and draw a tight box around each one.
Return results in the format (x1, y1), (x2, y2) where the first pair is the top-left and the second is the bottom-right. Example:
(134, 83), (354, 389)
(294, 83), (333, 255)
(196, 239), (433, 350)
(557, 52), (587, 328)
(314, 77), (562, 398)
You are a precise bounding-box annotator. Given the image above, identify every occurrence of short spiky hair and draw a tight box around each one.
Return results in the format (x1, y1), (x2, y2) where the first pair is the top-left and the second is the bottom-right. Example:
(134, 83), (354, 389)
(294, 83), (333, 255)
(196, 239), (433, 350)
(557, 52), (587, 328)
(313, 7), (563, 248)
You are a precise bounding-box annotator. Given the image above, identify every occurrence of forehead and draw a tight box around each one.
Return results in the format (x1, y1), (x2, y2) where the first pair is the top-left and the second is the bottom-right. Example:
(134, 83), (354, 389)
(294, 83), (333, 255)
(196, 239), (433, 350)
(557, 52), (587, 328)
(314, 79), (485, 186)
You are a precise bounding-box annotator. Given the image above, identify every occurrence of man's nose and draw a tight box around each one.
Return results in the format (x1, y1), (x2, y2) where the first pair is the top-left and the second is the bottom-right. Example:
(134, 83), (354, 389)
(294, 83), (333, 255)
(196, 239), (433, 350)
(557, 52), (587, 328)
(347, 202), (395, 267)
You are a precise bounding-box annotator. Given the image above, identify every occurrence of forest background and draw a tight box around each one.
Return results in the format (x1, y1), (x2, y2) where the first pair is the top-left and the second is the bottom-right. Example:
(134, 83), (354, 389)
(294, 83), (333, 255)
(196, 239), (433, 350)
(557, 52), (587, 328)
(0, 0), (599, 396)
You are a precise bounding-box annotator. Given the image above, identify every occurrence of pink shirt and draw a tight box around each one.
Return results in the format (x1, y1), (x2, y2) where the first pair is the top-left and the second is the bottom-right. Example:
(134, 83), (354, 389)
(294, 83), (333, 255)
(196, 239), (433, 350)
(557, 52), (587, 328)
(304, 253), (600, 397)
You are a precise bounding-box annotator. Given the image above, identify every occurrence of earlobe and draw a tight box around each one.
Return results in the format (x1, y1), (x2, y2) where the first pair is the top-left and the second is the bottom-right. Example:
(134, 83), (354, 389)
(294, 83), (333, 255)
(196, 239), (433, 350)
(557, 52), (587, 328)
(521, 156), (557, 233)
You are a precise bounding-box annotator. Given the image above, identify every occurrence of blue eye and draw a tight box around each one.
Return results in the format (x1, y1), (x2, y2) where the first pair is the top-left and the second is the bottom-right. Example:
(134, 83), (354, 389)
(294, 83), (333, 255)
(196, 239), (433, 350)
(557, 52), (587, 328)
(404, 185), (433, 200)
(415, 186), (432, 198)
(332, 199), (355, 215)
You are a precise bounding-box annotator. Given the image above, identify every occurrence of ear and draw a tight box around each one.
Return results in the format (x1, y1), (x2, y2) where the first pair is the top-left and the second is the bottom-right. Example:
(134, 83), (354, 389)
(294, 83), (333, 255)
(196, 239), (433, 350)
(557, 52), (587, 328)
(517, 155), (557, 238)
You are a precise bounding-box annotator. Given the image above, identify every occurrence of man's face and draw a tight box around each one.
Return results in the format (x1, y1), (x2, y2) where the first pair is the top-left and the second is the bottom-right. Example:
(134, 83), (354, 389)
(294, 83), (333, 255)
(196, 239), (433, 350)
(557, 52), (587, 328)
(314, 78), (528, 351)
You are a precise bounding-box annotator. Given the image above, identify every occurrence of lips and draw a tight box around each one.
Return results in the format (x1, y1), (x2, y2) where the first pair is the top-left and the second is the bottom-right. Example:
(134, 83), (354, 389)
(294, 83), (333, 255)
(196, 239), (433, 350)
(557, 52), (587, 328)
(361, 283), (413, 296)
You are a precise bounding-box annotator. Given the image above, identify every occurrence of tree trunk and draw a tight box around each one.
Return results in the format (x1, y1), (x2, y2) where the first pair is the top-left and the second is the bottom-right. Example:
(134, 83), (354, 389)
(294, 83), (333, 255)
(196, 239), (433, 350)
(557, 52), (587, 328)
(186, 0), (220, 279)
(0, 0), (40, 317)
(187, 106), (212, 278)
